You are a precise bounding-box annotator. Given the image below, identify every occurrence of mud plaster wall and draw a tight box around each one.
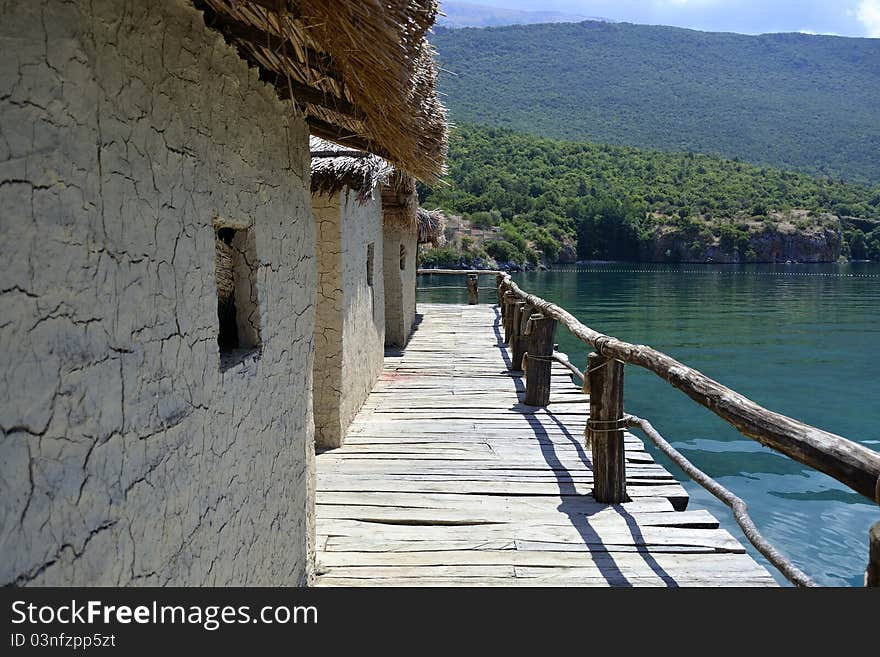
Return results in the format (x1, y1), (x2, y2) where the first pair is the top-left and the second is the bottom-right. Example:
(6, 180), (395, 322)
(312, 189), (385, 448)
(311, 194), (343, 448)
(383, 225), (417, 347)
(0, 0), (316, 585)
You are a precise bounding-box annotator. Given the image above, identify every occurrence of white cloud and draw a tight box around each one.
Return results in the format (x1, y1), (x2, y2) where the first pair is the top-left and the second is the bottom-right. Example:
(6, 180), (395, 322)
(798, 28), (841, 36)
(857, 0), (880, 37)
(655, 0), (717, 5)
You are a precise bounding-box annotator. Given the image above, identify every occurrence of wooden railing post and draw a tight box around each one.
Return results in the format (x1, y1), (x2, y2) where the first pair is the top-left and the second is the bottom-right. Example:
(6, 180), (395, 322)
(496, 274), (505, 310)
(588, 352), (628, 503)
(467, 273), (479, 305)
(502, 291), (516, 344)
(523, 314), (557, 406)
(510, 301), (529, 372)
(868, 521), (880, 587)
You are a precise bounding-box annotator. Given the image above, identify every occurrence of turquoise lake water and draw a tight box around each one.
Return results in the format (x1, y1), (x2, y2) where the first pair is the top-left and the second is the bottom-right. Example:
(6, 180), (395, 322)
(417, 263), (880, 586)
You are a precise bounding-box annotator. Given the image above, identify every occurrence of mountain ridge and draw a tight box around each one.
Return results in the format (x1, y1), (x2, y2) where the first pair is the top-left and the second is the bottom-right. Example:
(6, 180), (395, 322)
(437, 1), (604, 29)
(431, 20), (880, 183)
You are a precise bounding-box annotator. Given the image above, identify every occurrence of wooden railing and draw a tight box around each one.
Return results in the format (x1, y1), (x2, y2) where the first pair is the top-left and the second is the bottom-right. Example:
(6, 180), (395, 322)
(416, 269), (498, 305)
(416, 268), (880, 587)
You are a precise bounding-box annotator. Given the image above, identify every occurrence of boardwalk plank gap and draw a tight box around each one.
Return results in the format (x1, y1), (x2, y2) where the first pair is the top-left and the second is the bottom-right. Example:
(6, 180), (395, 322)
(315, 304), (775, 587)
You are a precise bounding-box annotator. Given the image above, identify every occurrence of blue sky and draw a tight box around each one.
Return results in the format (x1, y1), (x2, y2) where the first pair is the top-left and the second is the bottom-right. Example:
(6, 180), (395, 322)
(451, 0), (880, 37)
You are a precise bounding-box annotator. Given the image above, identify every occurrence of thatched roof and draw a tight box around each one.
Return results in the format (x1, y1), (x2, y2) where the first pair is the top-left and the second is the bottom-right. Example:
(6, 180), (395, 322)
(417, 208), (447, 246)
(197, 0), (447, 182)
(310, 137), (391, 203)
(310, 138), (417, 235)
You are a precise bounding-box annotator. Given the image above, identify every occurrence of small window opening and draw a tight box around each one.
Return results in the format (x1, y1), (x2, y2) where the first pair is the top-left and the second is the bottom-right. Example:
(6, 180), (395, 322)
(399, 243), (407, 271)
(215, 223), (261, 370)
(216, 227), (239, 352)
(367, 242), (375, 287)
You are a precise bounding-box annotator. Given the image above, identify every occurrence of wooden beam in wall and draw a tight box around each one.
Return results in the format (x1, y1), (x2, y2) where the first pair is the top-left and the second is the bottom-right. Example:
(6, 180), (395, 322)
(199, 2), (338, 81)
(272, 75), (364, 121)
(306, 116), (393, 162)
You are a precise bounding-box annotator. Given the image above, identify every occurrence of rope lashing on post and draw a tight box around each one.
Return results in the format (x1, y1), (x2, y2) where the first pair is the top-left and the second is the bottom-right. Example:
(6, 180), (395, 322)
(623, 414), (817, 587)
(584, 417), (629, 447)
(593, 334), (617, 357)
(585, 418), (628, 433)
(586, 356), (625, 375)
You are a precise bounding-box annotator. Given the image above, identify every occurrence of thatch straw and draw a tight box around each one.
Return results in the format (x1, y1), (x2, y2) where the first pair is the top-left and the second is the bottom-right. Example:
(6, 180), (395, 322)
(417, 207), (447, 246)
(382, 170), (418, 233)
(310, 137), (391, 203)
(215, 232), (235, 303)
(310, 137), (418, 233)
(198, 0), (447, 182)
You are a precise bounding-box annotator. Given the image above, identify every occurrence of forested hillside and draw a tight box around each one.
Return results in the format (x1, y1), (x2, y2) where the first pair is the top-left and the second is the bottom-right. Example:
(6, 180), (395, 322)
(419, 125), (880, 266)
(432, 22), (880, 183)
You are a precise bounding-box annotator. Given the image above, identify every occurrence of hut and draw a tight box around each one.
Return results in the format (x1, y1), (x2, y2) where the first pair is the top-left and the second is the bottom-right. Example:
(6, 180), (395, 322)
(382, 172), (421, 347)
(0, 0), (445, 586)
(309, 140), (428, 445)
(310, 138), (389, 449)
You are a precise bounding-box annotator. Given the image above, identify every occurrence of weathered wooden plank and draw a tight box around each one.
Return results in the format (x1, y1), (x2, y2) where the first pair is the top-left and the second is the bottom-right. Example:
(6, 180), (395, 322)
(316, 476), (689, 505)
(325, 539), (518, 552)
(317, 497), (717, 525)
(318, 565), (517, 578)
(315, 505), (709, 528)
(318, 549), (760, 569)
(323, 529), (743, 554)
(314, 576), (774, 587)
(317, 468), (674, 480)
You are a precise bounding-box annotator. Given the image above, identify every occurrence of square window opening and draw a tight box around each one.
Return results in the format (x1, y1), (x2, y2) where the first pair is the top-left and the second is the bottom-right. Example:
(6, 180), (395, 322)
(366, 242), (375, 287)
(399, 243), (407, 271)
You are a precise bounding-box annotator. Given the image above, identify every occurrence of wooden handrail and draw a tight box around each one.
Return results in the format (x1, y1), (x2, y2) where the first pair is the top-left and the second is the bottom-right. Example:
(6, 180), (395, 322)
(624, 414), (817, 587)
(495, 272), (880, 504)
(417, 269), (502, 275)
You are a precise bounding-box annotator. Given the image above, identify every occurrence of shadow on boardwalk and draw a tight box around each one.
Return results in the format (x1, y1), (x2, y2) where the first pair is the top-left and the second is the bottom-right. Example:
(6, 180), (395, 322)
(491, 307), (678, 586)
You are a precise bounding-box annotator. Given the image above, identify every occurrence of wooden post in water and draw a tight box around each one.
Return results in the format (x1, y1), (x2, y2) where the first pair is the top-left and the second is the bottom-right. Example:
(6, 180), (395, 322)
(524, 314), (557, 406)
(509, 301), (527, 372)
(467, 274), (479, 305)
(588, 352), (628, 503)
(868, 522), (880, 587)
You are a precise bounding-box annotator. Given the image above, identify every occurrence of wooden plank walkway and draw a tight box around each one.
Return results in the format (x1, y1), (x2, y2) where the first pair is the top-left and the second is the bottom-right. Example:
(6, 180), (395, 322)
(315, 304), (776, 586)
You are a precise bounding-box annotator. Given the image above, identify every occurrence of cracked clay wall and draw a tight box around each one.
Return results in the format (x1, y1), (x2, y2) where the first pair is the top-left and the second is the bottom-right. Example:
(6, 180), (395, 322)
(312, 189), (385, 449)
(383, 225), (417, 347)
(0, 0), (317, 585)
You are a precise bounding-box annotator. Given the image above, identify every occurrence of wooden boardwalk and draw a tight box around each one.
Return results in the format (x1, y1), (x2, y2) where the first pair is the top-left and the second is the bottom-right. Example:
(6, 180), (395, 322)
(315, 304), (776, 586)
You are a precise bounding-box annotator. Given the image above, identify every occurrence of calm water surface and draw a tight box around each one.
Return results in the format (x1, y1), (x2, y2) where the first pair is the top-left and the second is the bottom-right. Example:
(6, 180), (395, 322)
(418, 263), (880, 586)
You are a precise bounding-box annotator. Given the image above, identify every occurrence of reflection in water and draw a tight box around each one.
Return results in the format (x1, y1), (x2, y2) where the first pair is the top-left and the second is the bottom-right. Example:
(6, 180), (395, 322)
(418, 263), (880, 586)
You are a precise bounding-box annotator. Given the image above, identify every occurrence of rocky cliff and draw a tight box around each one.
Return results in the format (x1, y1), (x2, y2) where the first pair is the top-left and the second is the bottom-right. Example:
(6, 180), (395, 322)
(640, 213), (843, 264)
